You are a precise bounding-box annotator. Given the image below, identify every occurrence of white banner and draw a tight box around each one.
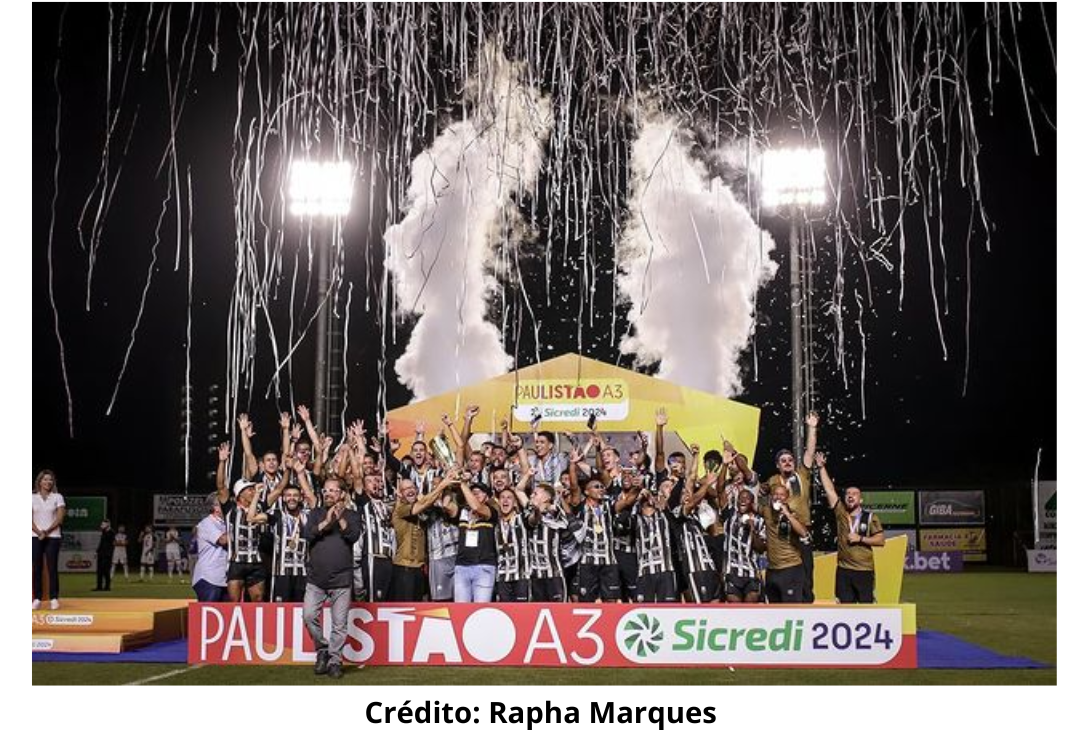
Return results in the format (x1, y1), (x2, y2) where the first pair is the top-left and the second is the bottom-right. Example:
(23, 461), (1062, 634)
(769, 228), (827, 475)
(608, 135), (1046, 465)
(1026, 549), (1056, 573)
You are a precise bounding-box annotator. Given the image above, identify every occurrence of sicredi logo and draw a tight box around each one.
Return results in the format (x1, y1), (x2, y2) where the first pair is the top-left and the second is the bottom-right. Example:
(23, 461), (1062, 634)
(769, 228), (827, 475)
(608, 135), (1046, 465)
(614, 608), (902, 665)
(45, 614), (94, 627)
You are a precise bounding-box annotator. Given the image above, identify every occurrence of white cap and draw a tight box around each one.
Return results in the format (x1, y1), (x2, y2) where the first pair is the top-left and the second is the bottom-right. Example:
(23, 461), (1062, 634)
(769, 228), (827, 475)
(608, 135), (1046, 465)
(232, 479), (258, 499)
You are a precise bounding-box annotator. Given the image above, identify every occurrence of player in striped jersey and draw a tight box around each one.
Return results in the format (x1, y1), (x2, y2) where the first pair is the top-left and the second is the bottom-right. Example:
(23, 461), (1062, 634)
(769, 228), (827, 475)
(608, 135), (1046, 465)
(246, 458), (316, 602)
(353, 473), (396, 601)
(606, 464), (642, 602)
(215, 443), (266, 602)
(633, 482), (678, 602)
(493, 469), (533, 602)
(672, 477), (720, 604)
(524, 483), (570, 601)
(720, 488), (767, 602)
(569, 479), (622, 602)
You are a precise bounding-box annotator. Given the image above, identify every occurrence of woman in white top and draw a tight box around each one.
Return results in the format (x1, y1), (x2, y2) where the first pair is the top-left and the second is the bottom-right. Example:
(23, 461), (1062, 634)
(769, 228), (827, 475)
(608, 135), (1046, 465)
(32, 470), (66, 610)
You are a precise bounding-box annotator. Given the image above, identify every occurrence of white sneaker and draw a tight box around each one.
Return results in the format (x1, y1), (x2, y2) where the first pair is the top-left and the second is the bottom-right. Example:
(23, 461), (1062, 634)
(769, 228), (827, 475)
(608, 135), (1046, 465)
(31, 599), (41, 610)
(49, 599), (60, 610)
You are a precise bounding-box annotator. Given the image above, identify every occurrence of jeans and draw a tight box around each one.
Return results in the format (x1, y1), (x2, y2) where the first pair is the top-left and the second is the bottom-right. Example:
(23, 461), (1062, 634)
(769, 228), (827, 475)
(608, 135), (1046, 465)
(193, 579), (226, 602)
(453, 563), (496, 603)
(32, 537), (62, 601)
(303, 583), (352, 665)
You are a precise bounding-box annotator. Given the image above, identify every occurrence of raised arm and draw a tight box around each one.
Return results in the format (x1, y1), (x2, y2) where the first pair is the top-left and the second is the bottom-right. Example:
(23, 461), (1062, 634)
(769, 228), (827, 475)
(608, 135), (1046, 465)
(411, 474), (456, 516)
(458, 479), (492, 519)
(460, 405), (479, 464)
(296, 404), (321, 455)
(216, 442), (231, 505)
(815, 452), (838, 509)
(654, 407), (668, 474)
(246, 484), (270, 525)
(313, 434), (333, 479)
(279, 412), (292, 464)
(803, 411), (819, 470)
(440, 414), (465, 463)
(264, 456), (293, 507)
(236, 414), (258, 479)
(295, 461), (318, 509)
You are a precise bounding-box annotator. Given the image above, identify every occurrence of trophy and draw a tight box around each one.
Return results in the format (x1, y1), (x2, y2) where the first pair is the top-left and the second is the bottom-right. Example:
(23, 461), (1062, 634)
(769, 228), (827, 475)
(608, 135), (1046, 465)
(430, 435), (459, 471)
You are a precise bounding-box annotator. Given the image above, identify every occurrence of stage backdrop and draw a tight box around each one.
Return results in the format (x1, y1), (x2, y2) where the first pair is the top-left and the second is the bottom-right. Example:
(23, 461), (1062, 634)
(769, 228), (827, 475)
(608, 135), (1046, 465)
(386, 353), (762, 466)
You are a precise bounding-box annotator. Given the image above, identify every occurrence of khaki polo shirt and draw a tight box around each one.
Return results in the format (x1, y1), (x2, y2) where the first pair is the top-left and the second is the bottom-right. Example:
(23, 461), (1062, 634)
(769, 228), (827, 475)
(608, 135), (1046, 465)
(392, 501), (427, 568)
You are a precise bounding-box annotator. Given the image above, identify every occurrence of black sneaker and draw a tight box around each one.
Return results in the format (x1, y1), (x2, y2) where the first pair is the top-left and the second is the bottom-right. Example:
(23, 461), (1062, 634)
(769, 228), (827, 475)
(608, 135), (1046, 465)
(313, 651), (329, 675)
(327, 662), (343, 679)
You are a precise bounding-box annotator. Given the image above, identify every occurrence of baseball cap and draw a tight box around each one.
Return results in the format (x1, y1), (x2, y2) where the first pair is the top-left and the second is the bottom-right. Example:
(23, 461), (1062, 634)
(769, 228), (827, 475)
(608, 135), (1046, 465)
(232, 479), (258, 498)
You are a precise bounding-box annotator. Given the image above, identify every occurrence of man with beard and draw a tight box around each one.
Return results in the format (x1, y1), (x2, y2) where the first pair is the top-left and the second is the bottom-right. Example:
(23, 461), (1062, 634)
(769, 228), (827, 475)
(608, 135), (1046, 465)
(816, 453), (885, 603)
(353, 473), (396, 602)
(569, 479), (621, 603)
(761, 411), (820, 601)
(720, 489), (767, 603)
(303, 477), (361, 679)
(493, 469), (534, 602)
(246, 458), (316, 602)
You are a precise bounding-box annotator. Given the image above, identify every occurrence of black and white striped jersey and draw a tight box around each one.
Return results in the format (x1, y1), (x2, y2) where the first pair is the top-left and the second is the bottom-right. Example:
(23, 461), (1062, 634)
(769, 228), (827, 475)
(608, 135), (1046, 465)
(269, 509), (308, 576)
(495, 513), (531, 582)
(671, 506), (716, 574)
(223, 500), (261, 564)
(411, 469), (459, 561)
(605, 477), (637, 555)
(635, 510), (674, 577)
(525, 505), (568, 579)
(722, 508), (766, 579)
(572, 501), (617, 566)
(359, 495), (396, 559)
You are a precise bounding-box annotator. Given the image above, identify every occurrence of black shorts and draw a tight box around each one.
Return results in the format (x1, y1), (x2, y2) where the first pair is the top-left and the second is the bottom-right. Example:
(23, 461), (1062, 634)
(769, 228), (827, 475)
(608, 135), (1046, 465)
(389, 565), (428, 602)
(766, 564), (806, 603)
(495, 579), (531, 602)
(564, 563), (580, 598)
(616, 551), (639, 602)
(531, 575), (566, 602)
(227, 561), (267, 587)
(360, 555), (394, 602)
(724, 573), (762, 599)
(270, 573), (307, 602)
(577, 563), (621, 602)
(835, 567), (875, 604)
(636, 571), (677, 602)
(685, 570), (720, 604)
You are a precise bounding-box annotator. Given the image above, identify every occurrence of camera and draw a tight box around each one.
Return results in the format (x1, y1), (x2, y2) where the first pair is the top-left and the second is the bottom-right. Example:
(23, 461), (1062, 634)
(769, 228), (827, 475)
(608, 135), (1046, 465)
(777, 515), (791, 538)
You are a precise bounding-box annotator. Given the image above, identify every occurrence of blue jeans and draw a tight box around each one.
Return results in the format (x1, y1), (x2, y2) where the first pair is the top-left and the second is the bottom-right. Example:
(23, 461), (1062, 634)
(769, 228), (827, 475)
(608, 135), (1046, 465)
(453, 563), (496, 603)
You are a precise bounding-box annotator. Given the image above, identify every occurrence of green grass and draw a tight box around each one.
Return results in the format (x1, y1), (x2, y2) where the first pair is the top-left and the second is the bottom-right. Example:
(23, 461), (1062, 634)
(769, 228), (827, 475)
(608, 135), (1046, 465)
(34, 571), (1056, 685)
(48, 571), (196, 600)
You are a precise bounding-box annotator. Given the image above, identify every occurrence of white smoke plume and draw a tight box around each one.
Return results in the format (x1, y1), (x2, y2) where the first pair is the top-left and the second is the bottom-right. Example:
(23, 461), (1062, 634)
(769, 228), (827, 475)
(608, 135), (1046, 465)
(385, 43), (552, 400)
(618, 116), (777, 396)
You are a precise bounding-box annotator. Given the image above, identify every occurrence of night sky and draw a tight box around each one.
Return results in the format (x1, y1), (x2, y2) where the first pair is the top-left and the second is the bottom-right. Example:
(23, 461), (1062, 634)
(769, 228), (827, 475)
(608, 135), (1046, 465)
(33, 4), (1055, 495)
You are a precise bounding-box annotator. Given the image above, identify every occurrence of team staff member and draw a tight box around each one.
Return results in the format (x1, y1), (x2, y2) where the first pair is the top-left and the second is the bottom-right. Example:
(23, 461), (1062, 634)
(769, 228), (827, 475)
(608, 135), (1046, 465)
(447, 473), (499, 603)
(215, 443), (266, 602)
(390, 478), (429, 601)
(32, 470), (66, 610)
(760, 483), (809, 603)
(94, 519), (115, 592)
(816, 453), (885, 603)
(192, 492), (229, 602)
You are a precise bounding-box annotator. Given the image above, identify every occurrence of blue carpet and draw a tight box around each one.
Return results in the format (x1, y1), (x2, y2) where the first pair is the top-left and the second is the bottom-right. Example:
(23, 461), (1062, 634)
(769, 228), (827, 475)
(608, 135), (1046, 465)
(916, 630), (1050, 669)
(32, 632), (1050, 669)
(33, 639), (188, 664)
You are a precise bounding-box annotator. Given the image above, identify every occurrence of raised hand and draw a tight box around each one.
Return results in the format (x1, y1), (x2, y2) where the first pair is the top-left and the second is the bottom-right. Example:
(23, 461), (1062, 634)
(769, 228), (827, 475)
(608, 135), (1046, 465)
(297, 404), (312, 422)
(290, 423), (303, 442)
(319, 435), (333, 456)
(722, 437), (736, 455)
(218, 442), (231, 462)
(655, 407), (668, 427)
(805, 411), (820, 428)
(465, 404), (480, 420)
(237, 414), (254, 438)
(388, 438), (402, 452)
(814, 451), (827, 469)
(441, 414), (454, 428)
(369, 436), (384, 453)
(415, 420), (426, 435)
(279, 412), (291, 430)
(283, 455), (296, 472)
(690, 443), (700, 457)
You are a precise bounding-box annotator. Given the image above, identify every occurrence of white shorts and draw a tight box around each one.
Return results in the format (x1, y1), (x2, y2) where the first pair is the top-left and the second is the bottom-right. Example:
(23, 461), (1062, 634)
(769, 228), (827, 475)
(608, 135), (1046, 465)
(112, 547), (127, 565)
(165, 544), (181, 562)
(141, 550), (155, 566)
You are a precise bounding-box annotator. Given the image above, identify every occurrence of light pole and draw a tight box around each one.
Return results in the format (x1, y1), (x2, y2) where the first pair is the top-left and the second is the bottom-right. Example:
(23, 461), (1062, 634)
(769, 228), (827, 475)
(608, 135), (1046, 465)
(760, 148), (827, 459)
(288, 159), (353, 440)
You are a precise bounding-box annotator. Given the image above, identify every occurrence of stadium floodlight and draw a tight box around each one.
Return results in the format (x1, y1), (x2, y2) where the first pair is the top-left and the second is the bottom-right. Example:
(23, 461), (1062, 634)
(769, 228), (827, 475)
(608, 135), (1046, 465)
(759, 146), (827, 460)
(288, 160), (353, 217)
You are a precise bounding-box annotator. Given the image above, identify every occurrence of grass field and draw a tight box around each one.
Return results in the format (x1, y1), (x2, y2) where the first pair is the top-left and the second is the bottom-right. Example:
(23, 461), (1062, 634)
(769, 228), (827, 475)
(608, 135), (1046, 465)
(32, 570), (1056, 685)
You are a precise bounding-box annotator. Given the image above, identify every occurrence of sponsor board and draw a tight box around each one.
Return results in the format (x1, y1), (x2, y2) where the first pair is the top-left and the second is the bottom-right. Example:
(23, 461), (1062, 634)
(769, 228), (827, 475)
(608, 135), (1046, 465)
(903, 550), (963, 572)
(154, 494), (211, 525)
(861, 492), (916, 526)
(512, 379), (629, 423)
(1036, 481), (1056, 549)
(919, 528), (986, 561)
(1026, 549), (1056, 573)
(883, 529), (917, 551)
(189, 603), (916, 668)
(63, 496), (107, 531)
(918, 490), (985, 525)
(58, 551), (95, 573)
